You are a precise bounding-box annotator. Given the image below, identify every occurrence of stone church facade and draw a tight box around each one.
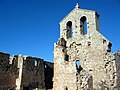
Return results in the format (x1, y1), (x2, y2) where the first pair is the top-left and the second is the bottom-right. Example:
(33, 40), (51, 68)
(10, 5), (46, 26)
(53, 3), (120, 90)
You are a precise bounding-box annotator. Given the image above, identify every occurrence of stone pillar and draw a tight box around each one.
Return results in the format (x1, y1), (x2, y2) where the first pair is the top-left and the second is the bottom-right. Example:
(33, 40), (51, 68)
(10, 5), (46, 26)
(16, 55), (24, 90)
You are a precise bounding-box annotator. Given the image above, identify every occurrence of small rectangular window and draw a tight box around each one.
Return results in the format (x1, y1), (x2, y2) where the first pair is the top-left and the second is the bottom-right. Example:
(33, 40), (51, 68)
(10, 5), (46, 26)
(35, 60), (37, 66)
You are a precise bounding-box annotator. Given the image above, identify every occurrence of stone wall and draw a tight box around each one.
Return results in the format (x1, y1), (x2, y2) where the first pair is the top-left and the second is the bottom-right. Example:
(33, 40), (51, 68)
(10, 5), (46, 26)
(53, 3), (120, 90)
(22, 56), (45, 89)
(114, 51), (120, 89)
(0, 52), (54, 90)
(0, 52), (10, 65)
(44, 61), (54, 89)
(0, 52), (18, 90)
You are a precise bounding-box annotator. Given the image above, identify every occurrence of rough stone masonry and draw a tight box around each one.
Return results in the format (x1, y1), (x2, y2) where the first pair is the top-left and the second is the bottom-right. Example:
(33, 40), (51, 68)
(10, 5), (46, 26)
(0, 3), (120, 90)
(53, 3), (120, 90)
(0, 52), (53, 90)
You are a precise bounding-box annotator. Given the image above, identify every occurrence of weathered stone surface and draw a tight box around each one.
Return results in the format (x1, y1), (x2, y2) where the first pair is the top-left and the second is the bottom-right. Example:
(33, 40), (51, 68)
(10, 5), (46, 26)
(0, 52), (54, 90)
(0, 3), (120, 90)
(53, 3), (120, 90)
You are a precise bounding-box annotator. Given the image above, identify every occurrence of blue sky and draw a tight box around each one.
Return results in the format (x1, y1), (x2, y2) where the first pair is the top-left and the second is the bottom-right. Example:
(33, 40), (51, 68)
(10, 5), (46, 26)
(0, 0), (120, 62)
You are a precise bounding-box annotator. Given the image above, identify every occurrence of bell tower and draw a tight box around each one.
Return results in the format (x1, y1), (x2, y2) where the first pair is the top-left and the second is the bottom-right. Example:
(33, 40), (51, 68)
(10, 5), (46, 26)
(59, 3), (100, 41)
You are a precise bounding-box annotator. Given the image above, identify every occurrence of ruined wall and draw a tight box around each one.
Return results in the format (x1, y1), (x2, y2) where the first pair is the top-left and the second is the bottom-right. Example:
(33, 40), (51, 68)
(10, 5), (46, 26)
(114, 51), (120, 89)
(53, 44), (78, 90)
(18, 56), (54, 90)
(53, 38), (95, 90)
(0, 52), (54, 90)
(22, 56), (45, 89)
(0, 52), (18, 90)
(53, 3), (119, 90)
(0, 52), (10, 65)
(44, 61), (54, 89)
